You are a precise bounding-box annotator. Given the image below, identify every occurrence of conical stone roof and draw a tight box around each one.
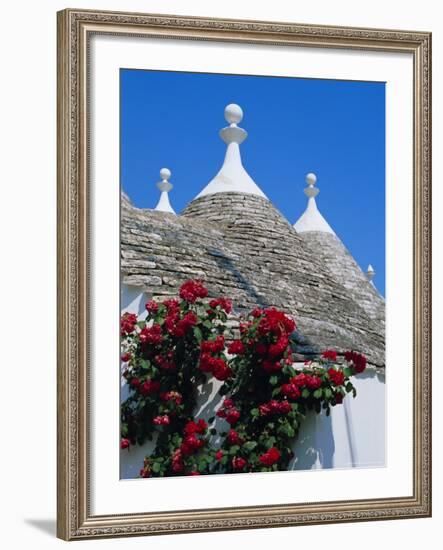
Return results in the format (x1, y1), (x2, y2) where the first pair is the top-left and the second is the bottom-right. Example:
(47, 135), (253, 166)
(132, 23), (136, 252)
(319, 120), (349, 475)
(293, 173), (385, 327)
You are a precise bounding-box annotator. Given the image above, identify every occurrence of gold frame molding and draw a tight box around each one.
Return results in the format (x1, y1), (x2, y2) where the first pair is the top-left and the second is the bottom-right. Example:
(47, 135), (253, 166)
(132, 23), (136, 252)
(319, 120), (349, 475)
(57, 8), (432, 541)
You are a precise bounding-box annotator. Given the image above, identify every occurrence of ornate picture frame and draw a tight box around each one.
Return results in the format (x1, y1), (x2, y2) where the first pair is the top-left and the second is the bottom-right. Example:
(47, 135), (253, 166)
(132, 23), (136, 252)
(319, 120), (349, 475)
(57, 8), (431, 540)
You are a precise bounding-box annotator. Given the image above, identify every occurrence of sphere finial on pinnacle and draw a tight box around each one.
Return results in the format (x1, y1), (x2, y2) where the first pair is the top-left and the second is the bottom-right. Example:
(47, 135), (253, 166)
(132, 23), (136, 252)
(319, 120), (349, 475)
(303, 172), (319, 198)
(224, 103), (243, 125)
(156, 167), (173, 194)
(160, 167), (171, 181)
(306, 172), (317, 186)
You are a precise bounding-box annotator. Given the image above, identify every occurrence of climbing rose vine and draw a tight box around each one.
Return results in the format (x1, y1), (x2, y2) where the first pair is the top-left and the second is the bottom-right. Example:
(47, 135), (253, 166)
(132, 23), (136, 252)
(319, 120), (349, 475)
(120, 280), (367, 477)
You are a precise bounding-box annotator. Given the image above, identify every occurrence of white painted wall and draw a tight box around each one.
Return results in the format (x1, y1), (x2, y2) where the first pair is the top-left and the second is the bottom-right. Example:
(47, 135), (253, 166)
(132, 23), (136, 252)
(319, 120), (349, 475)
(121, 285), (385, 478)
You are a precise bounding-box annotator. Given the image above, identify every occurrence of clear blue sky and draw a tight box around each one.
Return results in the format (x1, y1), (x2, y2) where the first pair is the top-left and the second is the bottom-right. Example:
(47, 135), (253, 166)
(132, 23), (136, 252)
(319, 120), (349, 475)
(121, 69), (385, 296)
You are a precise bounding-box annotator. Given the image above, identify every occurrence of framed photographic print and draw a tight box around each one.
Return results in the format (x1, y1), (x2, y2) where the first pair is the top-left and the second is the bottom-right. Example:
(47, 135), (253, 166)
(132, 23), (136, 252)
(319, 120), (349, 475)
(57, 8), (432, 540)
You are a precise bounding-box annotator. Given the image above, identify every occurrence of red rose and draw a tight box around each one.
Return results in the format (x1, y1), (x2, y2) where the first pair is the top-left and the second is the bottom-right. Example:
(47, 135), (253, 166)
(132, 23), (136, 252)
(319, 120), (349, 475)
(215, 450), (224, 461)
(268, 336), (289, 358)
(139, 379), (160, 395)
(139, 467), (151, 478)
(259, 447), (281, 467)
(130, 377), (141, 388)
(259, 400), (291, 416)
(184, 419), (207, 435)
(232, 457), (247, 470)
(120, 312), (137, 335)
(163, 298), (179, 311)
(322, 349), (338, 361)
(226, 408), (241, 425)
(154, 354), (176, 371)
(259, 403), (272, 416)
(171, 449), (184, 472)
(145, 300), (159, 314)
(258, 308), (295, 337)
(212, 359), (232, 381)
(199, 352), (214, 373)
(172, 312), (198, 337)
(328, 368), (345, 386)
(196, 419), (208, 434)
(161, 391), (182, 405)
(209, 298), (232, 313)
(334, 392), (344, 404)
(153, 415), (170, 426)
(306, 375), (322, 390)
(201, 335), (225, 353)
(277, 401), (292, 414)
(344, 351), (367, 373)
(281, 383), (301, 400)
(120, 438), (130, 450)
(223, 398), (234, 409)
(227, 429), (243, 445)
(189, 471), (201, 476)
(180, 434), (204, 455)
(291, 373), (309, 387)
(251, 308), (264, 318)
(121, 352), (131, 362)
(179, 280), (208, 303)
(228, 340), (246, 355)
(139, 324), (163, 345)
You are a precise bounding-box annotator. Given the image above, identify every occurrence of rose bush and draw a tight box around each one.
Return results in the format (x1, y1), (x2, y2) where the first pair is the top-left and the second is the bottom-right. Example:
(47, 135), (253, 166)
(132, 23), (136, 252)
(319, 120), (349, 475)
(120, 280), (367, 477)
(120, 280), (230, 456)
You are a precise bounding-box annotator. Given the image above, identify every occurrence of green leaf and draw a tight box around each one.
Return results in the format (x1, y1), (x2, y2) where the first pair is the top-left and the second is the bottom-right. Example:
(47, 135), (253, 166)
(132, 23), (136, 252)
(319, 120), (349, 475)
(301, 388), (310, 399)
(193, 326), (203, 343)
(208, 416), (215, 423)
(345, 381), (354, 393)
(250, 408), (259, 418)
(243, 441), (258, 451)
(203, 320), (213, 329)
(324, 388), (332, 399)
(283, 364), (296, 377)
(313, 388), (323, 399)
(343, 367), (352, 378)
(140, 359), (151, 370)
(278, 424), (295, 438)
(152, 462), (161, 473)
(269, 375), (278, 386)
(352, 387), (357, 398)
(209, 428), (217, 436)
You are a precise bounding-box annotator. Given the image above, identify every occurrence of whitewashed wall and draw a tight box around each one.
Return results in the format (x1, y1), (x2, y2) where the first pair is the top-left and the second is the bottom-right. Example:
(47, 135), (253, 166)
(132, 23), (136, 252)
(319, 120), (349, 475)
(120, 285), (385, 478)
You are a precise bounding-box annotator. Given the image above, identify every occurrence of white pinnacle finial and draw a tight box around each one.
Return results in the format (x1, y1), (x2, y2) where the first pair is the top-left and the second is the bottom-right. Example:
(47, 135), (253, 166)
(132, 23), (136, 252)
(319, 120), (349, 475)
(304, 172), (319, 198)
(154, 168), (176, 214)
(366, 264), (375, 282)
(293, 172), (335, 234)
(194, 104), (266, 199)
(219, 103), (248, 145)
